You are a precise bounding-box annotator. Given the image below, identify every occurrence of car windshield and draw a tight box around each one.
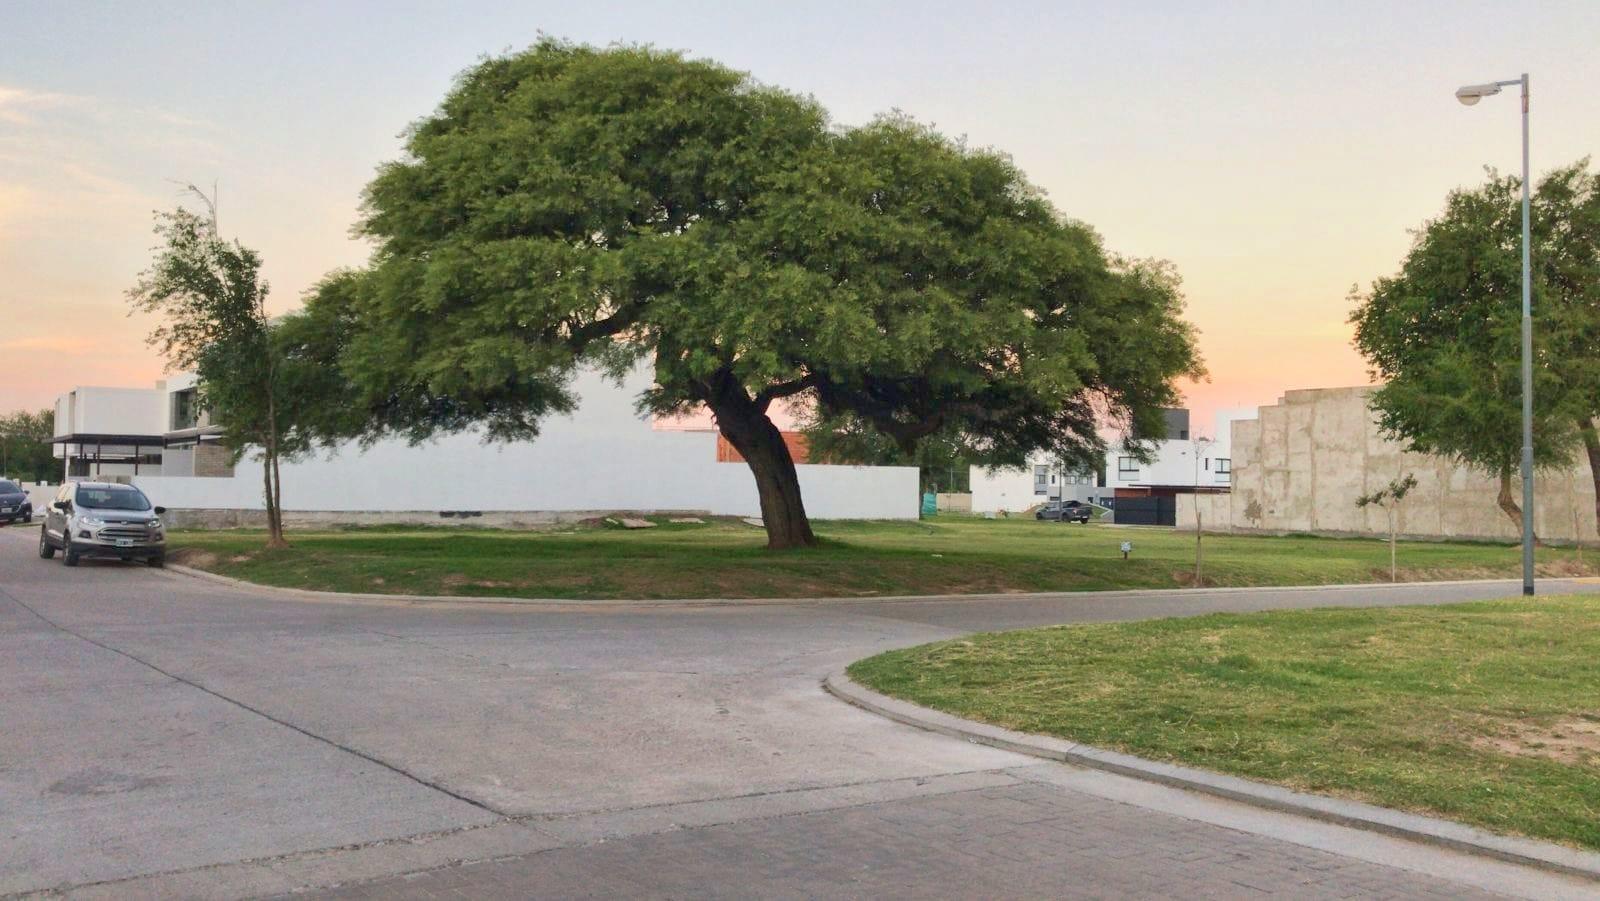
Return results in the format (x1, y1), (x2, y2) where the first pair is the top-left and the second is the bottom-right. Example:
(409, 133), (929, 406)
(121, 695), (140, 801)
(0, 480), (18, 494)
(76, 486), (152, 511)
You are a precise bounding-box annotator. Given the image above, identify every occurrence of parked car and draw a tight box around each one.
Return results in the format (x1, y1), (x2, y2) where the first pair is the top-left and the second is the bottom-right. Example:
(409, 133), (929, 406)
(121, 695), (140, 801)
(0, 480), (32, 524)
(38, 481), (167, 567)
(1035, 499), (1093, 523)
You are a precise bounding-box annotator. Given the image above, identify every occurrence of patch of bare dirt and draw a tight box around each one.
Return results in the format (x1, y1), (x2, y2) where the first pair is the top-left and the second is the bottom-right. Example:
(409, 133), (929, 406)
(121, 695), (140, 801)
(1391, 559), (1598, 583)
(1541, 559), (1598, 578)
(168, 548), (219, 569)
(1474, 718), (1600, 765)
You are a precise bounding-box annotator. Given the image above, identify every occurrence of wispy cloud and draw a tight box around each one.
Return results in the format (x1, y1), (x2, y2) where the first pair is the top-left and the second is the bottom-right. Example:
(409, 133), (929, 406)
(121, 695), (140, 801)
(0, 85), (84, 125)
(0, 336), (102, 353)
(0, 83), (224, 237)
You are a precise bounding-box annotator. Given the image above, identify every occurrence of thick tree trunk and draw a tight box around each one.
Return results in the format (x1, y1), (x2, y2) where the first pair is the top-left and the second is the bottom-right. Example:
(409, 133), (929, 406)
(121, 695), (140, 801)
(1581, 418), (1600, 546)
(1495, 469), (1539, 545)
(1495, 470), (1522, 531)
(706, 376), (817, 550)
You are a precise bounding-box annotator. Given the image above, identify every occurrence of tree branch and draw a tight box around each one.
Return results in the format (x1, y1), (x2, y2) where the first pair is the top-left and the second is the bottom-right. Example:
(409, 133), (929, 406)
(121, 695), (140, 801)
(754, 373), (820, 412)
(563, 306), (642, 349)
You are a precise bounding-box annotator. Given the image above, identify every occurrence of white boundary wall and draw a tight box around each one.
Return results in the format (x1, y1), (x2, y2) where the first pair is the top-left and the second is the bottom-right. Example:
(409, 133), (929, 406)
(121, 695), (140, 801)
(969, 465), (1039, 514)
(127, 366), (919, 521)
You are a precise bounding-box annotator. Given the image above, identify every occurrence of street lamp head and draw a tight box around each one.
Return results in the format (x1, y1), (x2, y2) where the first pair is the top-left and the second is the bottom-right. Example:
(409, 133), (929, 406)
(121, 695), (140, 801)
(1455, 83), (1502, 106)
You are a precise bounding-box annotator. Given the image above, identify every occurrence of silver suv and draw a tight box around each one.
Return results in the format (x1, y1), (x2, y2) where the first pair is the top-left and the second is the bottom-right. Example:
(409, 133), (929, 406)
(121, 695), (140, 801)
(39, 481), (167, 567)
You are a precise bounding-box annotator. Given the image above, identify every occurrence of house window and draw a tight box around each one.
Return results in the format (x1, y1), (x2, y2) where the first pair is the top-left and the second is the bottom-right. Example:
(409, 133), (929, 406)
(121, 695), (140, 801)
(171, 388), (199, 431)
(1033, 465), (1049, 495)
(1216, 458), (1231, 474)
(1117, 457), (1139, 478)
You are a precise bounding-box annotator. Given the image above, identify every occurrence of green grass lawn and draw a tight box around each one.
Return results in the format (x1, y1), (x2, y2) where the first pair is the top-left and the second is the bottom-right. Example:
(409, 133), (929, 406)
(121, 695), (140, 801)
(848, 596), (1600, 850)
(168, 516), (1597, 600)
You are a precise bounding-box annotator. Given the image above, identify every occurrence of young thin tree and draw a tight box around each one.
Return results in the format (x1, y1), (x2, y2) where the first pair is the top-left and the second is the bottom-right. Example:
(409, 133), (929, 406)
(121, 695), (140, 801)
(1357, 474), (1419, 582)
(288, 41), (1202, 549)
(128, 189), (292, 547)
(1191, 435), (1214, 586)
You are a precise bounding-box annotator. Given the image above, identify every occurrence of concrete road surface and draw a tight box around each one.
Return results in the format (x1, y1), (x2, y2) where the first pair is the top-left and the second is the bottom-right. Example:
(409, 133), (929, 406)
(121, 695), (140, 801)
(2, 525), (1596, 899)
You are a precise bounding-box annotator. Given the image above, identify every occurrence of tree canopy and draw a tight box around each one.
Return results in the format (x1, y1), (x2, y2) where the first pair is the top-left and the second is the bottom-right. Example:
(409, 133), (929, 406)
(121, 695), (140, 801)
(290, 40), (1203, 547)
(0, 409), (55, 483)
(1350, 161), (1600, 532)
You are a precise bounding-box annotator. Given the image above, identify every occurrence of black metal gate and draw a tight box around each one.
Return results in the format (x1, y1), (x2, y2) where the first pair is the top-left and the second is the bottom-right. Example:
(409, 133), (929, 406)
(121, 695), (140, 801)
(1113, 496), (1176, 526)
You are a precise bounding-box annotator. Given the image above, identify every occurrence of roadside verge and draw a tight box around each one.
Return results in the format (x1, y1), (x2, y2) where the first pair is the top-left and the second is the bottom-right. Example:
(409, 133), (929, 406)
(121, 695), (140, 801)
(161, 558), (1597, 609)
(823, 671), (1600, 883)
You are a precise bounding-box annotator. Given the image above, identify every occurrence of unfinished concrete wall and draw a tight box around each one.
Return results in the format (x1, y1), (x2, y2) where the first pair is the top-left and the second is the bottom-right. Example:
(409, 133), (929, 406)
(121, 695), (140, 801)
(1176, 493), (1234, 532)
(1192, 386), (1598, 544)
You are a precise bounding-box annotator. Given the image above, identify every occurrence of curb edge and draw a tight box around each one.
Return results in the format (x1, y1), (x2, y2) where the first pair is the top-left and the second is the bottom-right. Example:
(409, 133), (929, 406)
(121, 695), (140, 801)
(823, 671), (1600, 883)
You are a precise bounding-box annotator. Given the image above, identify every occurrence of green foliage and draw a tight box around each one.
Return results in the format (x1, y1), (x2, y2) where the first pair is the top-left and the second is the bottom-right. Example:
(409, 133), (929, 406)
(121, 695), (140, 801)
(287, 40), (1203, 543)
(1350, 162), (1600, 487)
(1356, 473), (1418, 509)
(0, 409), (55, 482)
(127, 205), (276, 461)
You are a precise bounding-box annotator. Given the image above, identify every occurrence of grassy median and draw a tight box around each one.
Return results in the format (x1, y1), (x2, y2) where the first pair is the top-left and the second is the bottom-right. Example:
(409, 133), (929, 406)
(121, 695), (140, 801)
(849, 596), (1600, 850)
(167, 517), (1597, 600)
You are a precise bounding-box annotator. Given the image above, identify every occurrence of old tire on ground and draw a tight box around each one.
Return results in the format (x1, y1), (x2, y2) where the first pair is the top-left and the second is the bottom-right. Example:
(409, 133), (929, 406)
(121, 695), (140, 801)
(38, 527), (55, 559)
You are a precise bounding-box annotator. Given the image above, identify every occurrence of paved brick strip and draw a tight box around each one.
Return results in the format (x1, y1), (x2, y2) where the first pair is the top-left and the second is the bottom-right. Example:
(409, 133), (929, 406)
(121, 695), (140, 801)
(298, 780), (1509, 900)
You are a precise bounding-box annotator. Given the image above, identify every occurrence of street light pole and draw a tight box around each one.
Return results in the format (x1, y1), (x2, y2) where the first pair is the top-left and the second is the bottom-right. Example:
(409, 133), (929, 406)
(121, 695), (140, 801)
(1456, 73), (1534, 596)
(1517, 74), (1534, 597)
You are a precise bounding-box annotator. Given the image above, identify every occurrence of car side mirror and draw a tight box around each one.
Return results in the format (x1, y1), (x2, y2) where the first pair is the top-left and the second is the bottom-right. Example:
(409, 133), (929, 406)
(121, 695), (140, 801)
(53, 501), (69, 511)
(154, 506), (167, 515)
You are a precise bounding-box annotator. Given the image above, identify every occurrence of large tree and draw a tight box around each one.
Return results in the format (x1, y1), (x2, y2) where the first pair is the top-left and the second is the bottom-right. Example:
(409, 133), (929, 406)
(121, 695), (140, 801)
(1351, 162), (1600, 534)
(0, 409), (55, 482)
(128, 191), (313, 547)
(291, 41), (1202, 548)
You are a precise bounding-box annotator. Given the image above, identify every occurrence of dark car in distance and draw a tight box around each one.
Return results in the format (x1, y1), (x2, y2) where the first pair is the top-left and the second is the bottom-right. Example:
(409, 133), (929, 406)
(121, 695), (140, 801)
(1036, 499), (1093, 523)
(0, 480), (33, 524)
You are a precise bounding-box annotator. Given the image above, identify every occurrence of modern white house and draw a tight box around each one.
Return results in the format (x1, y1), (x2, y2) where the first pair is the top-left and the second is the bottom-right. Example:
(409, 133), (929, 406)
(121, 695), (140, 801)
(969, 407), (1258, 517)
(968, 460), (1104, 515)
(51, 364), (920, 524)
(1106, 408), (1257, 498)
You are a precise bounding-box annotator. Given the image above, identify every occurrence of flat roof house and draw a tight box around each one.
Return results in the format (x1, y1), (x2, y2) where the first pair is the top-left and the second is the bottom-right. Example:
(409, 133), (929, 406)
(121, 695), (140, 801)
(969, 407), (1258, 519)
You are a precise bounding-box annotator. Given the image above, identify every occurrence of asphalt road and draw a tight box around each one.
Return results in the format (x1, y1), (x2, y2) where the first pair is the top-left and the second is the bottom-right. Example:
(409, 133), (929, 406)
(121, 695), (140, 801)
(3, 525), (1597, 900)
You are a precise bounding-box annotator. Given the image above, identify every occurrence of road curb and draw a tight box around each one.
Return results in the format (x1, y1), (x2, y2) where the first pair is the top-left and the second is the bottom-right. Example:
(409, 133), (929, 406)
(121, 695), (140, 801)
(823, 671), (1600, 883)
(158, 557), (1589, 609)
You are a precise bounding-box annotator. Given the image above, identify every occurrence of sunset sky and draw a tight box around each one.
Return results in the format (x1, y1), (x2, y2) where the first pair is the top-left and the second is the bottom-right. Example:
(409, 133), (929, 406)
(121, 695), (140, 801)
(4, 1), (1598, 433)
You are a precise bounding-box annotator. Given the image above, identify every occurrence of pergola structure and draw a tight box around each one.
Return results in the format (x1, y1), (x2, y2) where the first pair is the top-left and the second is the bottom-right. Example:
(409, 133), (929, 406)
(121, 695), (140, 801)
(53, 433), (166, 479)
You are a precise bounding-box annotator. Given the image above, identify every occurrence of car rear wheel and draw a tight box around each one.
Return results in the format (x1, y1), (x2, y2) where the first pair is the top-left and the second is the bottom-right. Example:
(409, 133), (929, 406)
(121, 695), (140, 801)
(38, 527), (55, 559)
